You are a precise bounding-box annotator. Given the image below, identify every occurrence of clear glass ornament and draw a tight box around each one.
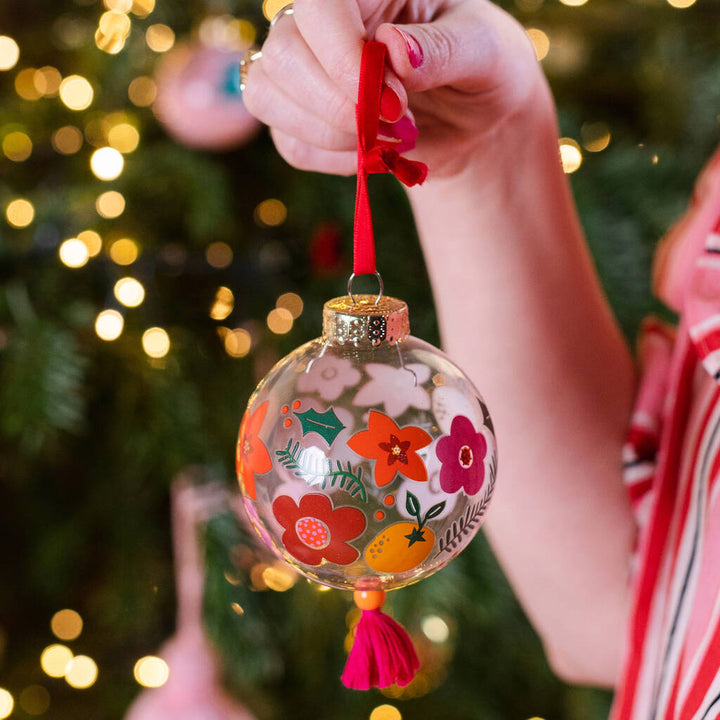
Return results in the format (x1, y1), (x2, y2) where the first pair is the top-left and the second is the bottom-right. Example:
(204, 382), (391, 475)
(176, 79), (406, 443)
(237, 293), (497, 591)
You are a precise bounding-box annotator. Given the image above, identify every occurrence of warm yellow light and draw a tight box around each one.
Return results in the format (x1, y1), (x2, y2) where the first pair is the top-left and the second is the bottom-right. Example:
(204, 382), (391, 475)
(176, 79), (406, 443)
(205, 241), (233, 269)
(526, 28), (550, 61)
(142, 327), (170, 358)
(559, 0), (588, 6)
(40, 644), (73, 678)
(222, 328), (251, 358)
(104, 0), (133, 11)
(559, 138), (582, 174)
(96, 190), (126, 218)
(59, 238), (90, 268)
(109, 238), (139, 265)
(78, 230), (103, 257)
(0, 36), (20, 71)
(209, 286), (234, 320)
(95, 27), (127, 55)
(667, 0), (696, 7)
(96, 10), (132, 54)
(131, 0), (156, 17)
(421, 615), (450, 643)
(95, 310), (124, 341)
(315, 584), (332, 592)
(145, 24), (175, 52)
(6, 199), (35, 228)
(581, 121), (611, 152)
(128, 76), (157, 107)
(267, 307), (293, 335)
(18, 685), (50, 716)
(65, 655), (98, 689)
(198, 15), (256, 51)
(114, 277), (145, 307)
(369, 705), (402, 720)
(0, 689), (13, 719)
(90, 147), (124, 181)
(108, 123), (139, 153)
(59, 75), (94, 111)
(262, 564), (297, 592)
(52, 125), (83, 154)
(276, 292), (303, 319)
(231, 602), (245, 615)
(15, 68), (42, 100)
(51, 609), (83, 641)
(33, 66), (62, 96)
(254, 198), (287, 227)
(262, 0), (292, 22)
(133, 656), (169, 688)
(3, 131), (32, 161)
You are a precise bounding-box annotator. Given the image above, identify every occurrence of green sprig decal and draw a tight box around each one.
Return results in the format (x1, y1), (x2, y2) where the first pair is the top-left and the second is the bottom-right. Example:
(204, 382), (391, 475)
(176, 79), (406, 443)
(404, 491), (446, 546)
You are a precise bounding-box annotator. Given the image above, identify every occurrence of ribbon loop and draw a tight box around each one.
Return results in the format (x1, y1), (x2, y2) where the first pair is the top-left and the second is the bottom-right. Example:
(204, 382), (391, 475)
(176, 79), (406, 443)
(353, 41), (428, 278)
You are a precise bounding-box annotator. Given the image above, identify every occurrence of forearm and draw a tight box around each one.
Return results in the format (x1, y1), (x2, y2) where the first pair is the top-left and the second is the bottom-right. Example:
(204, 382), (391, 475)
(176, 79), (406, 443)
(407, 85), (636, 686)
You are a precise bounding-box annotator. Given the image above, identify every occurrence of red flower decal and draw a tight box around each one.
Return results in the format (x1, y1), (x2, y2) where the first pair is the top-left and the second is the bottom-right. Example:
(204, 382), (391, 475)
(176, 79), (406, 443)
(236, 400), (272, 500)
(272, 493), (366, 566)
(347, 410), (431, 486)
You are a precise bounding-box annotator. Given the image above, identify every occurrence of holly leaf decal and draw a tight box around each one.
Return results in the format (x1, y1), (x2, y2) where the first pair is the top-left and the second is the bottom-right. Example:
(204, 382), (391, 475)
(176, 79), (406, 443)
(294, 407), (345, 446)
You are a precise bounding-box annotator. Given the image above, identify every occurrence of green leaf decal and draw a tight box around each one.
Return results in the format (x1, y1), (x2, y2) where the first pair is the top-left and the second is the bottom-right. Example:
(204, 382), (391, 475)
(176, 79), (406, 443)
(424, 501), (446, 522)
(406, 491), (421, 519)
(294, 407), (345, 446)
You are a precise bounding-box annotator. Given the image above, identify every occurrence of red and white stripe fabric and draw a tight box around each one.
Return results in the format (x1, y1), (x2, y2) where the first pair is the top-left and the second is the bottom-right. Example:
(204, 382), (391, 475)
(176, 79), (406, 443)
(612, 146), (720, 720)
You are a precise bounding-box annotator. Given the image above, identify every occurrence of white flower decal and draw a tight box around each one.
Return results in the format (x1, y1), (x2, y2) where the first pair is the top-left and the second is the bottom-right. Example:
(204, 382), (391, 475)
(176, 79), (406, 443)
(297, 355), (361, 401)
(352, 363), (431, 416)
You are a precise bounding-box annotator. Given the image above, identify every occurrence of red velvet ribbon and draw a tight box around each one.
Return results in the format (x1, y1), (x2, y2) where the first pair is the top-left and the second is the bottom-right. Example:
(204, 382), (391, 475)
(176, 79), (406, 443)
(353, 41), (428, 276)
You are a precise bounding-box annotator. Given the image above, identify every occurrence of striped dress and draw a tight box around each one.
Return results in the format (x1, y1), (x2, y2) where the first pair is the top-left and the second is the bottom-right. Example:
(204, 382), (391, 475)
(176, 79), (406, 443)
(612, 146), (720, 720)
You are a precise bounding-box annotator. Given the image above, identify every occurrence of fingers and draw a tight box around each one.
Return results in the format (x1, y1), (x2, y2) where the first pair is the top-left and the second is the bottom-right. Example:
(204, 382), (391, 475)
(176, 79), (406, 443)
(271, 128), (357, 176)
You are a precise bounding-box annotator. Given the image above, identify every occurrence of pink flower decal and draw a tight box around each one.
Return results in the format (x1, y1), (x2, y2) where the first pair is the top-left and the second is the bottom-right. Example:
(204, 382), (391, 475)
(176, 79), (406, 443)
(272, 493), (366, 566)
(297, 355), (361, 401)
(236, 401), (272, 501)
(436, 415), (488, 496)
(347, 410), (432, 486)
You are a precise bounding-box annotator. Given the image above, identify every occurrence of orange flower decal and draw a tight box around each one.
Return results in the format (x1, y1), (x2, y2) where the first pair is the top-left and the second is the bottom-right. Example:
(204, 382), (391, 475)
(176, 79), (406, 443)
(347, 410), (431, 486)
(236, 400), (272, 500)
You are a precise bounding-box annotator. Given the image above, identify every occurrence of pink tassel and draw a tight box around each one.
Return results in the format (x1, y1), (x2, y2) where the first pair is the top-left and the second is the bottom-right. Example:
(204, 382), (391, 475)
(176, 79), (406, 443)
(341, 591), (420, 690)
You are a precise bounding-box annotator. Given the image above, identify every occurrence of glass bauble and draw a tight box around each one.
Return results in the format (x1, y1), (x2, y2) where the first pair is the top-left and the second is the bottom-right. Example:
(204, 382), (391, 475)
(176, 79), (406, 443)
(236, 294), (497, 591)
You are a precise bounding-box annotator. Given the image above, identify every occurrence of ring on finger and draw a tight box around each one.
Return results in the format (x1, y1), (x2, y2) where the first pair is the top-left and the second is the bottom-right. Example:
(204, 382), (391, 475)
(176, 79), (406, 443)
(269, 3), (294, 28)
(239, 47), (262, 92)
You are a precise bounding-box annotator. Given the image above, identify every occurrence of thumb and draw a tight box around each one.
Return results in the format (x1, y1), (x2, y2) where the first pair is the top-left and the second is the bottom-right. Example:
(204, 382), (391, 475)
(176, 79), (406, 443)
(375, 5), (517, 94)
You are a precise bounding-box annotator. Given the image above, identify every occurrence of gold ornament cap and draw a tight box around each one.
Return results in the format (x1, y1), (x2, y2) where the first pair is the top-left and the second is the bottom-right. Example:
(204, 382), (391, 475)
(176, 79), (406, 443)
(322, 294), (410, 347)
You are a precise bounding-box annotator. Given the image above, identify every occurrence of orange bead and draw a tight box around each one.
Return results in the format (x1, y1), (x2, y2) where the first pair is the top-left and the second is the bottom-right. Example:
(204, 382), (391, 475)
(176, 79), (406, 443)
(353, 590), (386, 611)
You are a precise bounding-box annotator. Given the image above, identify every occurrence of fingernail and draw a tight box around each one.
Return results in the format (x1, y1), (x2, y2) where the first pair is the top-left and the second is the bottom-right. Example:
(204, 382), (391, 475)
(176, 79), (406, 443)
(393, 27), (423, 69)
(380, 84), (403, 123)
(379, 116), (418, 153)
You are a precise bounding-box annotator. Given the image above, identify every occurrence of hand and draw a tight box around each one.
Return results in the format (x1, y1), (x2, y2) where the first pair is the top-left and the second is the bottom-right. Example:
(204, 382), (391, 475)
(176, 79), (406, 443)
(243, 0), (551, 179)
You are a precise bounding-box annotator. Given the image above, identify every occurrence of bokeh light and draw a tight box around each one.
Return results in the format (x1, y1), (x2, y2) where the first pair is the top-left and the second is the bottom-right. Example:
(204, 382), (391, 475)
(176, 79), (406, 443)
(205, 241), (233, 269)
(3, 131), (32, 161)
(40, 645), (73, 678)
(209, 286), (234, 320)
(18, 685), (50, 716)
(142, 327), (170, 358)
(262, 0), (292, 22)
(198, 15), (257, 51)
(96, 190), (126, 218)
(526, 28), (550, 61)
(33, 66), (62, 96)
(78, 230), (103, 257)
(421, 615), (450, 643)
(104, 0), (133, 11)
(581, 121), (611, 152)
(114, 277), (145, 307)
(59, 238), (90, 268)
(108, 122), (139, 153)
(95, 310), (124, 341)
(65, 655), (98, 689)
(59, 75), (94, 110)
(131, 0), (156, 17)
(90, 147), (124, 180)
(128, 76), (156, 106)
(95, 11), (132, 55)
(667, 0), (696, 7)
(559, 138), (583, 174)
(52, 125), (83, 154)
(6, 199), (35, 228)
(276, 292), (303, 319)
(267, 307), (293, 334)
(222, 328), (252, 358)
(254, 198), (287, 227)
(0, 36), (20, 71)
(262, 564), (297, 592)
(133, 656), (169, 688)
(558, 0), (588, 6)
(145, 24), (175, 52)
(369, 705), (402, 720)
(51, 609), (83, 641)
(15, 68), (42, 100)
(0, 689), (13, 719)
(109, 238), (139, 265)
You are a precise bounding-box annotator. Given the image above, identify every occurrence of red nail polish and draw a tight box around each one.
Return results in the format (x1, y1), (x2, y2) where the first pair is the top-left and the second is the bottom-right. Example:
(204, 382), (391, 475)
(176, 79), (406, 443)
(378, 117), (418, 153)
(380, 85), (402, 122)
(393, 27), (423, 69)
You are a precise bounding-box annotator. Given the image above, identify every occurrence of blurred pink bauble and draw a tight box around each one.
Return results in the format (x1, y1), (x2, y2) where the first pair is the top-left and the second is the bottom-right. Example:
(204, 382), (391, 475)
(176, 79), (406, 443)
(124, 626), (256, 720)
(154, 42), (261, 150)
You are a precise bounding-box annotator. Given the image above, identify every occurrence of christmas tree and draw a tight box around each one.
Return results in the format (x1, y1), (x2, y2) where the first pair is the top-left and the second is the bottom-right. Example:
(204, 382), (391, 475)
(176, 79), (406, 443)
(0, 0), (718, 718)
